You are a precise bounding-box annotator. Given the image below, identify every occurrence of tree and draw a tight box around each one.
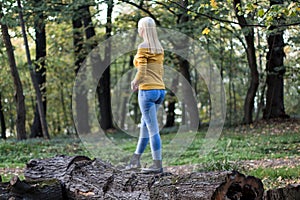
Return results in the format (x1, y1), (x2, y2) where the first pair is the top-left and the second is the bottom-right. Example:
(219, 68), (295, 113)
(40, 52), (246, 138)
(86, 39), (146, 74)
(17, 0), (50, 139)
(30, 0), (48, 138)
(263, 0), (288, 119)
(98, 0), (114, 131)
(233, 0), (259, 124)
(72, 5), (91, 134)
(0, 2), (27, 140)
(0, 92), (6, 139)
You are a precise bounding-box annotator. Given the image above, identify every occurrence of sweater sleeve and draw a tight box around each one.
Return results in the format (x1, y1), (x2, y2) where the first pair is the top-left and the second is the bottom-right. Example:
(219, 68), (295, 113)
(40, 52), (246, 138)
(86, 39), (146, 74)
(133, 49), (148, 83)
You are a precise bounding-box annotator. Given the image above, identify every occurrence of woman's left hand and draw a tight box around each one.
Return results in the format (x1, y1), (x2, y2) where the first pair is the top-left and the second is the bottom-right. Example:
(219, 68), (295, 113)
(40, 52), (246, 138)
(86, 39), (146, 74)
(131, 80), (138, 91)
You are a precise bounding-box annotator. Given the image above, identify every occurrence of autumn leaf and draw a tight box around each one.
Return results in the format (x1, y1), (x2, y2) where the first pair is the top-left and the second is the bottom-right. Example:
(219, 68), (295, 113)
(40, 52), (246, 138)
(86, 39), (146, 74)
(202, 27), (210, 35)
(210, 0), (218, 9)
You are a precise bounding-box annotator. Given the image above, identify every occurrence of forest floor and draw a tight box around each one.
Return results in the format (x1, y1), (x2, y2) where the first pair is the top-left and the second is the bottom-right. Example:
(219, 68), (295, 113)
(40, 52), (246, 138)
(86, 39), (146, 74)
(0, 118), (299, 190)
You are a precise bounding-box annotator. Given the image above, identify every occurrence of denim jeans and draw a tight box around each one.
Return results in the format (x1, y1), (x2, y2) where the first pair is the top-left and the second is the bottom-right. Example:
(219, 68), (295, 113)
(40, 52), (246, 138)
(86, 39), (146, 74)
(135, 89), (165, 160)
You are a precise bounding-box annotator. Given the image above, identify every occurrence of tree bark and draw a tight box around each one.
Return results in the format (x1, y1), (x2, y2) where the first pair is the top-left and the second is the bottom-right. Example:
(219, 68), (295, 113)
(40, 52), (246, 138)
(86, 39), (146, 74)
(264, 184), (300, 200)
(0, 92), (6, 139)
(22, 155), (263, 199)
(30, 0), (47, 138)
(14, 155), (299, 199)
(263, 0), (288, 120)
(72, 6), (91, 134)
(165, 77), (178, 128)
(233, 0), (259, 124)
(0, 2), (27, 140)
(17, 0), (50, 139)
(0, 175), (64, 200)
(176, 0), (200, 129)
(98, 0), (114, 131)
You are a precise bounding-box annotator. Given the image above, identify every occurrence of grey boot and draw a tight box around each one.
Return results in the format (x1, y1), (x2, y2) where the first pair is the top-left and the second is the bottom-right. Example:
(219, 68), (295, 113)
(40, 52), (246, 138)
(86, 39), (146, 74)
(124, 153), (141, 170)
(141, 160), (163, 174)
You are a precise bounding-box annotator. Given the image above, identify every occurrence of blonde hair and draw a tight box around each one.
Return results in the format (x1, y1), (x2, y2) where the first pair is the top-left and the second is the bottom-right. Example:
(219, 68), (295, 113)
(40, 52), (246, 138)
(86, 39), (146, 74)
(138, 17), (163, 54)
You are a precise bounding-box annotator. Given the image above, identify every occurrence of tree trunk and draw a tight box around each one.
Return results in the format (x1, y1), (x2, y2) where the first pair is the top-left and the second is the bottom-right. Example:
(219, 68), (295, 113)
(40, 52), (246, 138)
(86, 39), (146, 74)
(72, 6), (91, 134)
(22, 155), (268, 199)
(82, 5), (97, 49)
(0, 92), (6, 139)
(98, 0), (114, 131)
(177, 0), (200, 129)
(0, 176), (64, 200)
(264, 185), (300, 200)
(233, 0), (259, 124)
(263, 0), (288, 120)
(30, 0), (47, 138)
(165, 76), (178, 128)
(0, 3), (26, 140)
(17, 0), (50, 139)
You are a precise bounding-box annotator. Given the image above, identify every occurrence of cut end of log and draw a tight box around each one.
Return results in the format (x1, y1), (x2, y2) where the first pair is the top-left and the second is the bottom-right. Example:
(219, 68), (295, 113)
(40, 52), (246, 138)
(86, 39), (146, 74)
(211, 171), (264, 200)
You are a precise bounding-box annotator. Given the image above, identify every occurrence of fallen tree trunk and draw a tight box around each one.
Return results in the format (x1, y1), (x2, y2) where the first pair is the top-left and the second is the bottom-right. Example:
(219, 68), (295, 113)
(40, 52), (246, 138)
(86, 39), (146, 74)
(264, 184), (300, 200)
(0, 155), (295, 199)
(23, 155), (265, 199)
(0, 175), (63, 199)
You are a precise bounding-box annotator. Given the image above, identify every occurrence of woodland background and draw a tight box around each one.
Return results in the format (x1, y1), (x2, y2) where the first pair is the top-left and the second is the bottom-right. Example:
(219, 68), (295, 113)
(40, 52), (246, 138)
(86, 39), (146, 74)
(0, 0), (299, 139)
(0, 0), (299, 192)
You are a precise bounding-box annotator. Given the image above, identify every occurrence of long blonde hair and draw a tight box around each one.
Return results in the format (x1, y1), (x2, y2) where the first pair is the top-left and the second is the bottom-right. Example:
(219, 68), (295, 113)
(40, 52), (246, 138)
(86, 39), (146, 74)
(138, 17), (163, 54)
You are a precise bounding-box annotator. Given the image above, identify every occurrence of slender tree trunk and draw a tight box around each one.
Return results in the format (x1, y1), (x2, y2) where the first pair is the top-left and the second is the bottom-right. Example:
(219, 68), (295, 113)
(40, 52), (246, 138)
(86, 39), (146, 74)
(177, 0), (200, 129)
(0, 93), (6, 139)
(31, 0), (47, 138)
(82, 5), (97, 49)
(165, 76), (178, 128)
(17, 0), (50, 139)
(72, 7), (91, 134)
(233, 0), (259, 124)
(263, 0), (288, 119)
(98, 0), (114, 130)
(0, 3), (27, 140)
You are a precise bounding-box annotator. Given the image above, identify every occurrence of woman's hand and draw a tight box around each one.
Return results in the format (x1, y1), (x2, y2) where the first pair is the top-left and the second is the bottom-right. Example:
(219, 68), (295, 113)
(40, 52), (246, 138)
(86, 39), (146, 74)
(131, 80), (139, 91)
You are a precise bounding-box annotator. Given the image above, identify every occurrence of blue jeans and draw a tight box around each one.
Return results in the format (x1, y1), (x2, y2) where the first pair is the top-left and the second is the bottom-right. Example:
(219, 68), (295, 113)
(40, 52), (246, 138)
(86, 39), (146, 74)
(135, 89), (165, 160)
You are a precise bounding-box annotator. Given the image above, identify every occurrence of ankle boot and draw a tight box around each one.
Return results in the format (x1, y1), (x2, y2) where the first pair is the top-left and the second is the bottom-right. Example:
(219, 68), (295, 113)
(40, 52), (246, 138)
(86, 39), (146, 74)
(141, 160), (163, 174)
(124, 153), (141, 170)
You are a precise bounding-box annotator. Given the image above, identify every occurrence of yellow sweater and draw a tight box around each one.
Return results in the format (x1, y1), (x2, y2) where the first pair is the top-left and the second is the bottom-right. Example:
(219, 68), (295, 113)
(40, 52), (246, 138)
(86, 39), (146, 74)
(133, 48), (165, 90)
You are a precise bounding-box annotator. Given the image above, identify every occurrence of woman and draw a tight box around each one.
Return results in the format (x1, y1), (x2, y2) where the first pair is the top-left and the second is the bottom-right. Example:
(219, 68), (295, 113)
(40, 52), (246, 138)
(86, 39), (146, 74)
(127, 17), (165, 174)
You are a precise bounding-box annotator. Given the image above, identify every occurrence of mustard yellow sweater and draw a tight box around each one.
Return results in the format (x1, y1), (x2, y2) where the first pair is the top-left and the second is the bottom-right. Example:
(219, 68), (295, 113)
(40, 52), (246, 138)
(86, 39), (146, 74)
(133, 48), (165, 90)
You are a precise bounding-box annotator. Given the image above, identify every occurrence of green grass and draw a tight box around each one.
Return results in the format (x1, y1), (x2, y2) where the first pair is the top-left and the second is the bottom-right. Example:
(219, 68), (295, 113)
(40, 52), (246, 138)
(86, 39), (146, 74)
(248, 166), (300, 190)
(0, 136), (90, 166)
(0, 126), (299, 188)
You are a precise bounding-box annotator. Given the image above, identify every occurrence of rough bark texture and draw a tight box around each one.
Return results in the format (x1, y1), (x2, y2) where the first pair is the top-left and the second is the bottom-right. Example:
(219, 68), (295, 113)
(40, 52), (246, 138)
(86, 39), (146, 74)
(0, 93), (6, 139)
(30, 0), (47, 138)
(264, 184), (300, 200)
(98, 0), (114, 131)
(0, 2), (27, 140)
(72, 6), (91, 134)
(15, 156), (270, 200)
(0, 155), (295, 199)
(17, 0), (50, 139)
(176, 0), (200, 129)
(23, 155), (229, 199)
(263, 0), (288, 120)
(233, 0), (259, 124)
(0, 176), (63, 200)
